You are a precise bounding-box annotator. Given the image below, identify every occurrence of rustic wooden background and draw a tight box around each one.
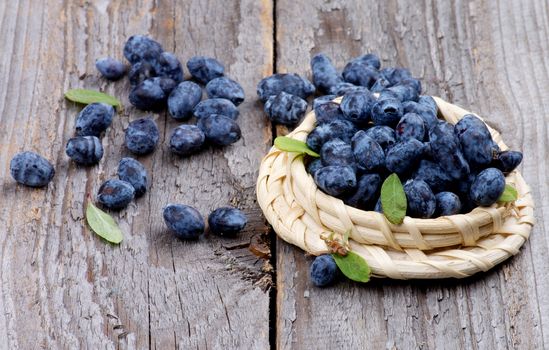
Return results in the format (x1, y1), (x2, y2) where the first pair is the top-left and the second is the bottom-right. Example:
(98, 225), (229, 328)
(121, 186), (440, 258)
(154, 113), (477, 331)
(0, 0), (547, 349)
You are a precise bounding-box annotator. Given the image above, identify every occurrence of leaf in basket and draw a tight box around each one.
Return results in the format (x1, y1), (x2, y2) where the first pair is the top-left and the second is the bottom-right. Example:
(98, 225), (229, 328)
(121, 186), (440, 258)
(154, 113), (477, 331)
(65, 88), (122, 109)
(498, 184), (518, 202)
(274, 136), (320, 157)
(332, 251), (370, 283)
(380, 173), (407, 224)
(86, 201), (124, 244)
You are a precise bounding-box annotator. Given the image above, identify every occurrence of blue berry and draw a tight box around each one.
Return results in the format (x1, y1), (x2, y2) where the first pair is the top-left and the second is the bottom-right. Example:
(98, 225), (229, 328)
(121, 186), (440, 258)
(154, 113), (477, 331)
(123, 35), (163, 65)
(95, 57), (126, 80)
(435, 192), (461, 216)
(314, 102), (344, 124)
(311, 53), (342, 93)
(208, 207), (247, 237)
(167, 81), (202, 121)
(193, 98), (239, 120)
(66, 136), (103, 165)
(117, 157), (148, 197)
(395, 112), (426, 142)
(264, 92), (308, 126)
(374, 197), (383, 213)
(169, 125), (205, 156)
(313, 95), (337, 109)
(310, 254), (338, 287)
(10, 151), (55, 187)
(402, 101), (438, 130)
(385, 84), (419, 102)
(364, 126), (396, 150)
(256, 73), (315, 102)
(129, 61), (156, 86)
(314, 165), (356, 197)
(340, 91), (375, 126)
(197, 114), (241, 146)
(306, 119), (357, 152)
(370, 77), (392, 93)
(321, 139), (355, 167)
(306, 158), (323, 176)
(429, 122), (470, 180)
(342, 61), (379, 88)
(129, 78), (167, 111)
(125, 118), (159, 155)
(454, 114), (494, 168)
(97, 179), (135, 210)
(371, 98), (403, 127)
(151, 76), (177, 95)
(75, 103), (115, 137)
(385, 139), (425, 176)
(153, 52), (183, 83)
(469, 168), (505, 206)
(380, 67), (412, 85)
(206, 77), (245, 106)
(404, 180), (436, 218)
(330, 82), (368, 96)
(399, 78), (422, 95)
(413, 159), (452, 193)
(353, 53), (381, 70)
(186, 56), (224, 84)
(492, 150), (523, 174)
(418, 95), (437, 115)
(344, 173), (381, 210)
(163, 204), (205, 240)
(351, 131), (385, 172)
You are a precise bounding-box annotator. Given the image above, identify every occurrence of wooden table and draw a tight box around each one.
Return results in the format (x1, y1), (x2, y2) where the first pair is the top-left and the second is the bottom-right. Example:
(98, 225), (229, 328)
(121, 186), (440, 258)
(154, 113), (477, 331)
(0, 1), (547, 349)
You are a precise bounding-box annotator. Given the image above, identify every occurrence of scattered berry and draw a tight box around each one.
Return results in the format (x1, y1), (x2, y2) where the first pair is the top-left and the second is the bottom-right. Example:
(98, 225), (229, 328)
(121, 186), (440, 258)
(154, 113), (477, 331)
(197, 114), (241, 146)
(75, 103), (115, 137)
(186, 56), (224, 84)
(154, 52), (184, 83)
(193, 98), (239, 120)
(310, 254), (338, 287)
(66, 136), (103, 165)
(310, 53), (342, 93)
(206, 77), (245, 106)
(167, 81), (202, 121)
(169, 125), (205, 156)
(125, 118), (159, 155)
(117, 157), (148, 197)
(208, 207), (247, 237)
(163, 204), (205, 240)
(129, 78), (167, 111)
(97, 179), (135, 210)
(123, 35), (163, 65)
(129, 61), (156, 86)
(342, 60), (379, 88)
(264, 91), (308, 126)
(256, 73), (315, 102)
(95, 57), (126, 80)
(10, 151), (55, 187)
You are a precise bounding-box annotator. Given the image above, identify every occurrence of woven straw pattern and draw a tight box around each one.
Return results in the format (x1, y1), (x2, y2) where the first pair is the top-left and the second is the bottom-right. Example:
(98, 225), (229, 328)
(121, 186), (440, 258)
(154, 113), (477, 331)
(256, 96), (535, 279)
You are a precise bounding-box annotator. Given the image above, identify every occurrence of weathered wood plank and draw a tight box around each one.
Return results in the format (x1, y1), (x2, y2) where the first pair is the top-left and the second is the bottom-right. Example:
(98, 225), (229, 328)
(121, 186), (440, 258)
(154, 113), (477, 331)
(275, 0), (549, 349)
(0, 0), (273, 349)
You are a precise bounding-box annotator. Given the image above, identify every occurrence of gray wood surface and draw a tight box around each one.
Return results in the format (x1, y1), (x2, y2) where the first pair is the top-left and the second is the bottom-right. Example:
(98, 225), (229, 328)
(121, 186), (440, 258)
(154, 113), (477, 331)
(1, 0), (548, 349)
(275, 0), (549, 349)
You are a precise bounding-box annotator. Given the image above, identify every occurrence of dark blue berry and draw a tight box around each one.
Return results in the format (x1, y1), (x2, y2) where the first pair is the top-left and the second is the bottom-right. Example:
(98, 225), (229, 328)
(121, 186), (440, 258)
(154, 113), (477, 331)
(344, 173), (381, 210)
(206, 77), (245, 106)
(429, 122), (470, 180)
(256, 73), (315, 102)
(469, 168), (506, 207)
(314, 102), (344, 124)
(342, 61), (379, 88)
(153, 52), (183, 83)
(117, 157), (148, 197)
(129, 61), (156, 86)
(310, 254), (338, 287)
(354, 53), (381, 70)
(418, 95), (437, 115)
(351, 131), (385, 172)
(197, 114), (241, 146)
(186, 56), (224, 84)
(492, 150), (523, 174)
(75, 103), (115, 137)
(395, 112), (426, 142)
(321, 139), (355, 167)
(208, 207), (247, 237)
(454, 114), (495, 168)
(435, 192), (461, 216)
(313, 95), (337, 109)
(151, 76), (177, 95)
(380, 67), (412, 85)
(66, 136), (103, 165)
(370, 77), (392, 93)
(413, 159), (452, 193)
(314, 165), (357, 197)
(399, 78), (422, 95)
(193, 98), (239, 120)
(123, 35), (163, 65)
(385, 84), (419, 102)
(97, 179), (135, 210)
(129, 78), (167, 111)
(404, 180), (436, 218)
(371, 98), (403, 127)
(374, 197), (383, 213)
(264, 92), (308, 126)
(306, 119), (357, 152)
(125, 118), (159, 155)
(163, 204), (205, 240)
(10, 151), (55, 187)
(340, 91), (375, 126)
(364, 126), (396, 150)
(95, 57), (126, 80)
(402, 101), (438, 130)
(306, 158), (323, 176)
(167, 81), (202, 121)
(169, 125), (205, 156)
(330, 82), (368, 96)
(385, 139), (425, 176)
(311, 53), (342, 93)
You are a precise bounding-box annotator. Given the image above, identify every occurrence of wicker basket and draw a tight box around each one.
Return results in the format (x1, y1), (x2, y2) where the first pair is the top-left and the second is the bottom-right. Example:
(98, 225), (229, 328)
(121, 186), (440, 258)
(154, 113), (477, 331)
(257, 96), (535, 279)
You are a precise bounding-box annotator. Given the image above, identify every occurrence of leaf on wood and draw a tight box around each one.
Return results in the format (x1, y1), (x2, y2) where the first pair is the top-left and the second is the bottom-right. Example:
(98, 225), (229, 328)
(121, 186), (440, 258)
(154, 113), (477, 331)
(380, 173), (407, 224)
(498, 184), (518, 202)
(86, 201), (124, 244)
(332, 251), (371, 283)
(274, 136), (319, 157)
(65, 88), (121, 108)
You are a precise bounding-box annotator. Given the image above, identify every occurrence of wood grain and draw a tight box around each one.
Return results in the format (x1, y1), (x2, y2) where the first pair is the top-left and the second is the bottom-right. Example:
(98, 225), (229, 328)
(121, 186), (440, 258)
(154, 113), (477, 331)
(0, 0), (273, 349)
(275, 0), (549, 349)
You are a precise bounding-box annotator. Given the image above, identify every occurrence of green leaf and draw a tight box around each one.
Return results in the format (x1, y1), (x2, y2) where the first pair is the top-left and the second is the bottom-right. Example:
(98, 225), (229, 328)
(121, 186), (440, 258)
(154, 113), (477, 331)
(65, 89), (121, 108)
(86, 201), (124, 244)
(498, 184), (518, 202)
(381, 173), (407, 224)
(274, 136), (319, 157)
(332, 251), (370, 283)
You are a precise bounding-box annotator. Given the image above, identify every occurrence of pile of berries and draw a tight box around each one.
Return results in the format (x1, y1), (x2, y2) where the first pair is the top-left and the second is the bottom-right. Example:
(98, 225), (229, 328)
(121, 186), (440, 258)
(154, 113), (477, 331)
(258, 53), (523, 220)
(9, 35), (248, 240)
